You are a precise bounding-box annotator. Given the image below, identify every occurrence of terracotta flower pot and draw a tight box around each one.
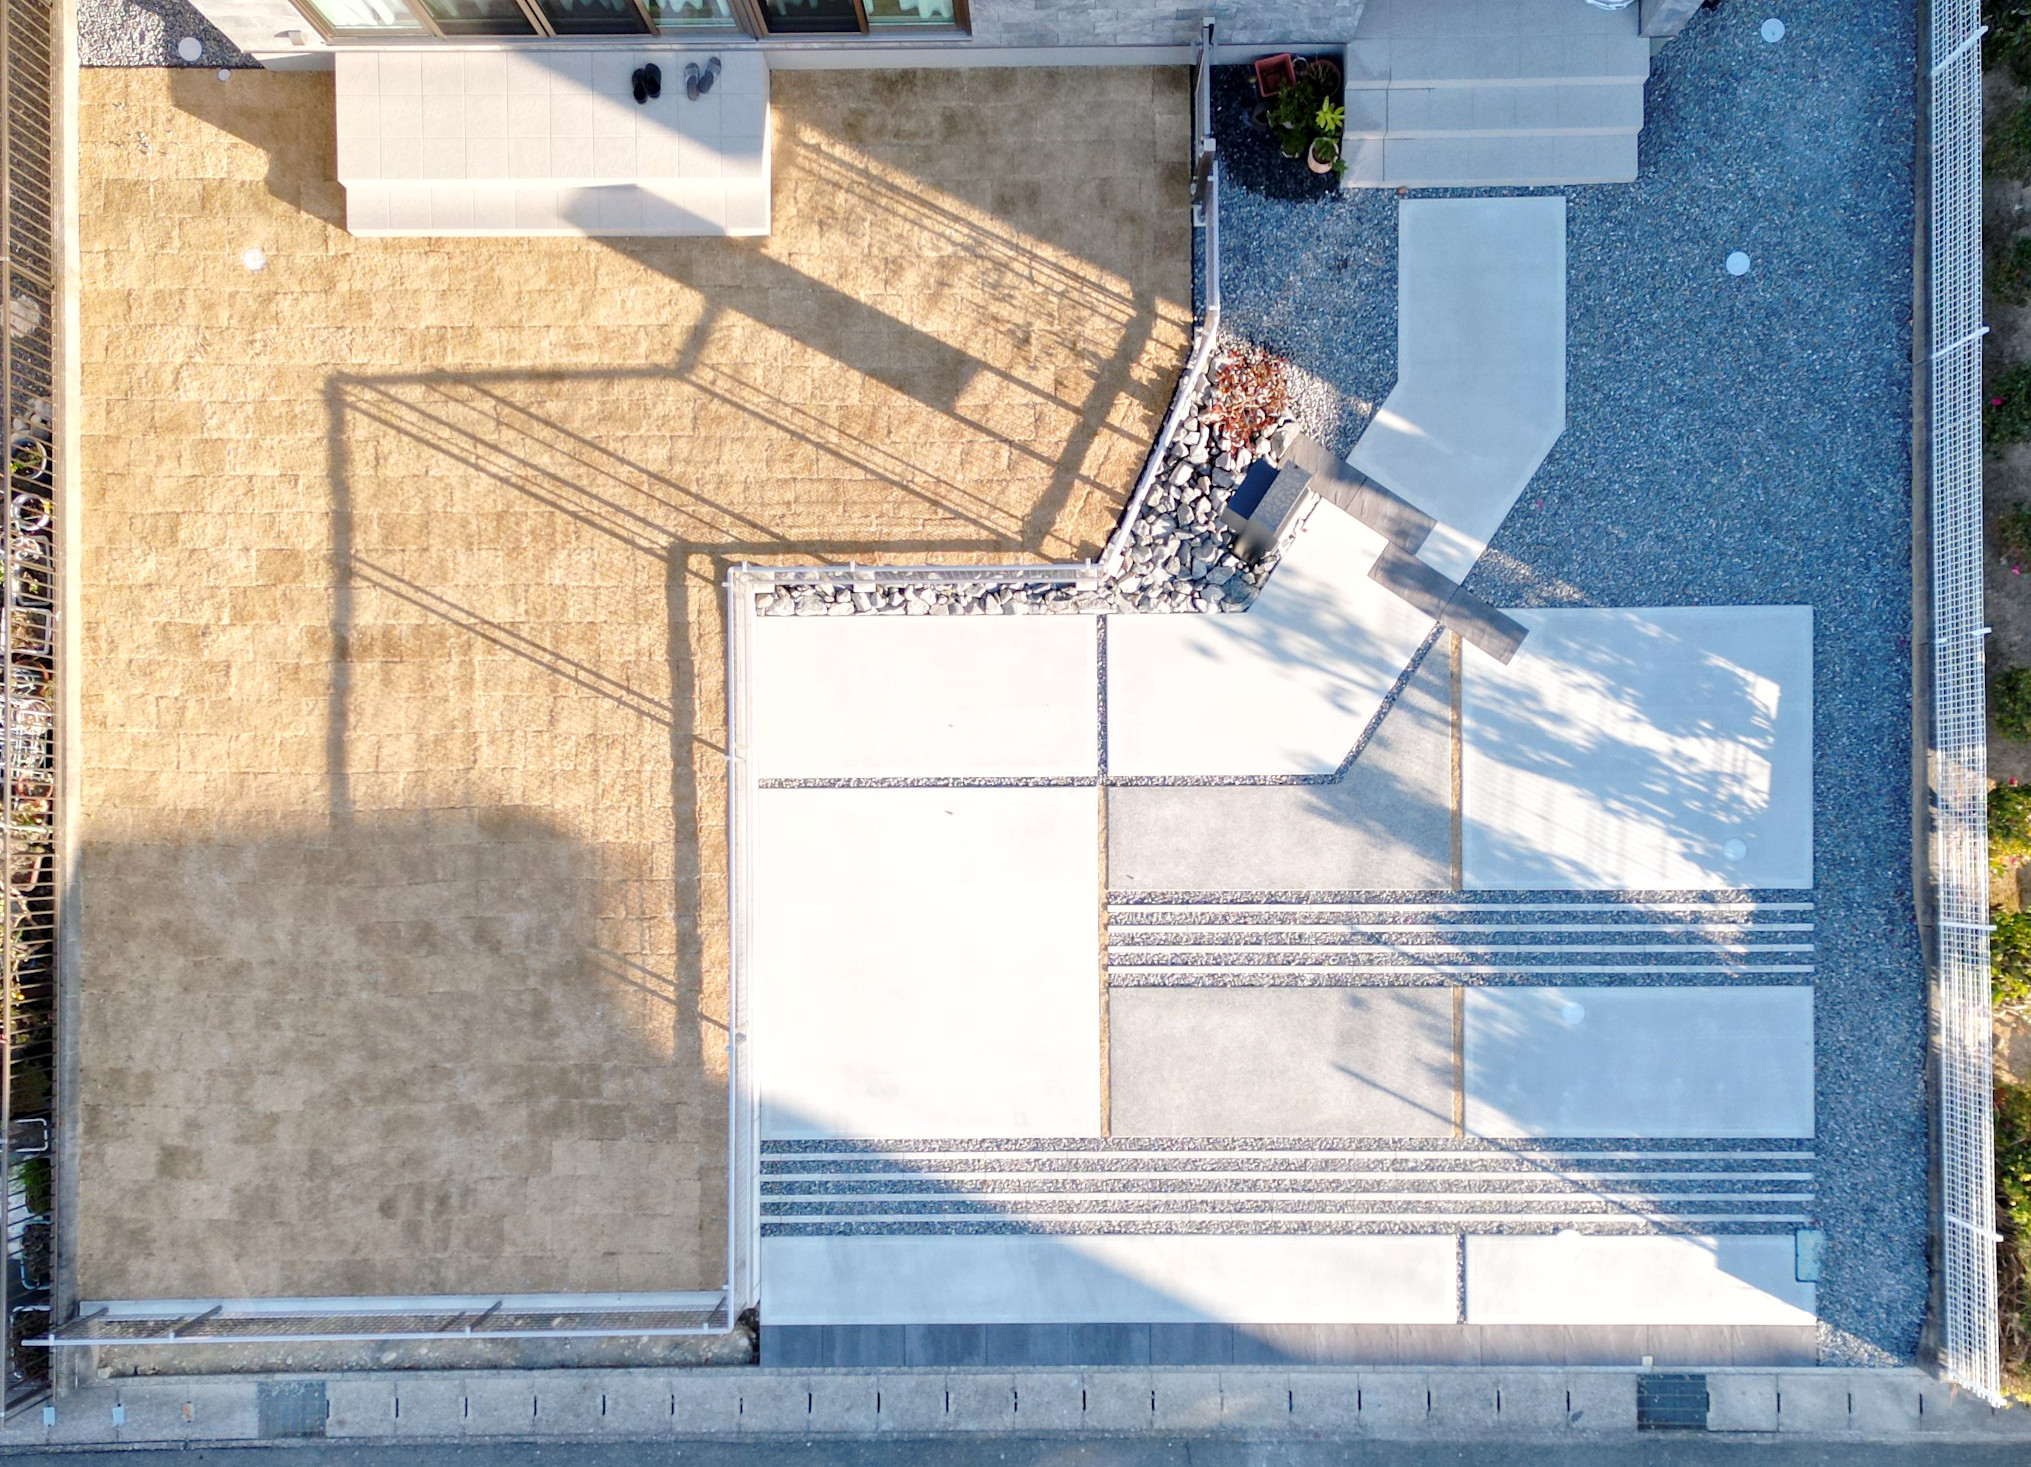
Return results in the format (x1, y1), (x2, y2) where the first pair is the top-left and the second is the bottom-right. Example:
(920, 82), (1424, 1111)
(1253, 53), (1297, 98)
(1308, 137), (1341, 174)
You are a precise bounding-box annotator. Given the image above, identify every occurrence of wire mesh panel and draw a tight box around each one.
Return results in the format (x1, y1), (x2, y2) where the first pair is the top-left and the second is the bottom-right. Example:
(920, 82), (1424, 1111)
(1932, 0), (2001, 1407)
(0, 0), (54, 1420)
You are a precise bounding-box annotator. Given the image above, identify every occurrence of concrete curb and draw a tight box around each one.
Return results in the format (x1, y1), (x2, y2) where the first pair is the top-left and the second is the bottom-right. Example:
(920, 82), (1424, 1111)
(2, 1366), (2025, 1447)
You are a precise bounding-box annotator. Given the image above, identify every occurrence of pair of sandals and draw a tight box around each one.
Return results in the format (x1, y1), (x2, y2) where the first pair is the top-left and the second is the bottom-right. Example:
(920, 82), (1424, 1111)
(631, 56), (721, 105)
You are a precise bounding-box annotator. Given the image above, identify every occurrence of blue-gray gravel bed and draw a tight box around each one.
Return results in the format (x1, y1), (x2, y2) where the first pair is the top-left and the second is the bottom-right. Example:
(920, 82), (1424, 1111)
(1217, 2), (1921, 1366)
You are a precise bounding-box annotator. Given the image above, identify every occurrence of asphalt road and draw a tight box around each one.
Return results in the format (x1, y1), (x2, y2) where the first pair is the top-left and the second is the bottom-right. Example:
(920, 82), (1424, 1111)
(0, 1440), (2026, 1467)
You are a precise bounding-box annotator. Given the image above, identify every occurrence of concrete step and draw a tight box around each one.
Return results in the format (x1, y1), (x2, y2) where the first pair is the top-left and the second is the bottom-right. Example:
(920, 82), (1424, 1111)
(1343, 82), (1645, 141)
(1342, 132), (1640, 189)
(1347, 35), (1651, 90)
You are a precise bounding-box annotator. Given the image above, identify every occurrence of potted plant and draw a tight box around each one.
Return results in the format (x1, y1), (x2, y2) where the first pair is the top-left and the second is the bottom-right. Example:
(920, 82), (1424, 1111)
(1254, 53), (1297, 98)
(1308, 99), (1346, 175)
(1269, 74), (1324, 159)
(1307, 55), (1343, 97)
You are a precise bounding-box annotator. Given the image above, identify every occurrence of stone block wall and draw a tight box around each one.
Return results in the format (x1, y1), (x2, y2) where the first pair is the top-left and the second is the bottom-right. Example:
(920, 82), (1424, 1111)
(971, 0), (1368, 48)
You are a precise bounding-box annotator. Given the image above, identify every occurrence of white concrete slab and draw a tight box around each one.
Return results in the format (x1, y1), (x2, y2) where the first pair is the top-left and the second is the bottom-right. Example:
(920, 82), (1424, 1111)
(764, 1234), (1461, 1325)
(1465, 1235), (1815, 1327)
(1105, 502), (1437, 778)
(1348, 197), (1566, 582)
(750, 614), (1098, 780)
(1464, 986), (1814, 1139)
(1109, 988), (1456, 1137)
(753, 787), (1101, 1139)
(1461, 606), (1813, 890)
(336, 49), (771, 238)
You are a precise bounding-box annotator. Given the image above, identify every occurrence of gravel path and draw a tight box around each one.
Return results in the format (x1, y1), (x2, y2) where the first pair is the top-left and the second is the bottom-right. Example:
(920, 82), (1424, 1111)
(80, 0), (256, 67)
(1217, 0), (1924, 1366)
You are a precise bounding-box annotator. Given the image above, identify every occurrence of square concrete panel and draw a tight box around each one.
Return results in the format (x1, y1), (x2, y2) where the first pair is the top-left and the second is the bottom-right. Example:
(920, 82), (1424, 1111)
(753, 787), (1101, 1138)
(1110, 988), (1456, 1137)
(1106, 502), (1437, 777)
(1466, 1235), (1815, 1327)
(763, 1235), (1460, 1325)
(1464, 986), (1813, 1138)
(1462, 606), (1813, 890)
(1106, 641), (1453, 891)
(750, 615), (1099, 780)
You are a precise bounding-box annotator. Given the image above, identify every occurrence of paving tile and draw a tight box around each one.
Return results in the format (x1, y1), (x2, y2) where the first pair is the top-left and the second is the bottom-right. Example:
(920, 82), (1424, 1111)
(1149, 1369), (1224, 1432)
(1708, 1373), (1779, 1433)
(1011, 1372), (1086, 1431)
(1355, 1372), (1433, 1434)
(1846, 1374), (1925, 1434)
(389, 1378), (471, 1437)
(669, 1371), (745, 1433)
(1218, 1371), (1298, 1429)
(1287, 1371), (1362, 1431)
(943, 1373), (1019, 1431)
(1775, 1373), (1852, 1433)
(1566, 1372), (1639, 1432)
(1079, 1369), (1158, 1431)
(72, 64), (1191, 1306)
(873, 1372), (951, 1433)
(324, 1379), (398, 1438)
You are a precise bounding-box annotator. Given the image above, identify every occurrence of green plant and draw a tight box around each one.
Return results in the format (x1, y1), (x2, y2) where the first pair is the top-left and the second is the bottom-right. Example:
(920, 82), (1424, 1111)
(18, 1156), (47, 1219)
(1315, 99), (1345, 135)
(1996, 1084), (2031, 1381)
(2001, 503), (2031, 570)
(1999, 668), (2031, 740)
(1995, 780), (2031, 870)
(1990, 0), (2031, 83)
(1999, 911), (2031, 1009)
(1993, 99), (2031, 182)
(1990, 360), (2031, 449)
(1996, 235), (2031, 306)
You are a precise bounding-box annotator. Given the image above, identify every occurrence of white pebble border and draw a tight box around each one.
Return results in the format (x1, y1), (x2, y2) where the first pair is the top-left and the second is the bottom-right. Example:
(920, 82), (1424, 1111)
(753, 364), (1300, 618)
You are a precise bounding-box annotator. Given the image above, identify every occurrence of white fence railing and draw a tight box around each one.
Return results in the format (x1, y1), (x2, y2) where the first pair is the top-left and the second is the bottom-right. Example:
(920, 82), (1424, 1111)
(1929, 0), (2001, 1407)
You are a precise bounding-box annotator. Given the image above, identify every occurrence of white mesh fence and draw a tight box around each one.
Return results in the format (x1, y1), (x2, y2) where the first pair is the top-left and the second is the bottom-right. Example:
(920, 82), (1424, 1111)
(1931, 0), (2001, 1407)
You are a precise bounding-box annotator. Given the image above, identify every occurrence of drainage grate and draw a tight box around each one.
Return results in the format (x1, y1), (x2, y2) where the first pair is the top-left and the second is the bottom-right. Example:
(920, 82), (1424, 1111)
(257, 1381), (328, 1439)
(1636, 1373), (1709, 1431)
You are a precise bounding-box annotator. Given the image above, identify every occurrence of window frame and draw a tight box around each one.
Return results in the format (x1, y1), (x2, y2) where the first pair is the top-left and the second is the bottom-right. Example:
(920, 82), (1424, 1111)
(288, 0), (968, 39)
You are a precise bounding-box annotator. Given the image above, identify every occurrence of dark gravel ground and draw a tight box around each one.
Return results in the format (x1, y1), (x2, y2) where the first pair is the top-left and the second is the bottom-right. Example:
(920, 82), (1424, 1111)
(79, 0), (255, 67)
(1216, 1), (1925, 1366)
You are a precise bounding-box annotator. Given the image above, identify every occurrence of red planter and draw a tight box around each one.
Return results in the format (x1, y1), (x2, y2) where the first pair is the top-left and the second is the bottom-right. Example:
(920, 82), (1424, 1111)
(1253, 53), (1297, 98)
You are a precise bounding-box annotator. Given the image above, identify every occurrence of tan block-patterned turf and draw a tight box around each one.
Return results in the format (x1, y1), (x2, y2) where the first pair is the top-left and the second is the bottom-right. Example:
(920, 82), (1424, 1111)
(76, 65), (1188, 1297)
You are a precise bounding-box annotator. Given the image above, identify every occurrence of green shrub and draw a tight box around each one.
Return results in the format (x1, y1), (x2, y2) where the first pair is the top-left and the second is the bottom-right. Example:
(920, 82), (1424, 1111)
(1999, 669), (2031, 740)
(1992, 99), (2031, 182)
(1999, 911), (2031, 1009)
(1990, 361), (2031, 449)
(1997, 236), (2031, 306)
(2000, 504), (2031, 569)
(17, 1157), (47, 1219)
(1991, 0), (2031, 83)
(2003, 1083), (2031, 1389)
(1994, 780), (2031, 870)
